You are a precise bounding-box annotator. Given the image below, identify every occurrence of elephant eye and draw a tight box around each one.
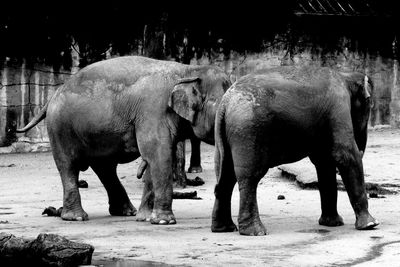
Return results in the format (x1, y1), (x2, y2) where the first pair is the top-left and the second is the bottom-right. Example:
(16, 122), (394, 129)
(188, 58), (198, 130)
(192, 87), (198, 96)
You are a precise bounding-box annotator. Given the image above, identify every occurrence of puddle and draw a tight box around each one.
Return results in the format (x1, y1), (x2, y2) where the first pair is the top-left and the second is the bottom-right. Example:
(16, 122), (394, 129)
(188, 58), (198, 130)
(296, 229), (330, 234)
(92, 259), (183, 267)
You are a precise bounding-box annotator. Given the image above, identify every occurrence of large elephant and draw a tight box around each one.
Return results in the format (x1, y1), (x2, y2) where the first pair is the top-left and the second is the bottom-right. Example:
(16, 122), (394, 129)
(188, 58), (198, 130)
(17, 56), (230, 224)
(211, 66), (379, 236)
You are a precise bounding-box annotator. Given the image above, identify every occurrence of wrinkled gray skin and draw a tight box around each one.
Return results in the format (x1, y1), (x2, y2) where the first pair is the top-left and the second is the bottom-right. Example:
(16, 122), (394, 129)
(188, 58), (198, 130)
(187, 137), (203, 173)
(212, 66), (379, 235)
(17, 56), (230, 224)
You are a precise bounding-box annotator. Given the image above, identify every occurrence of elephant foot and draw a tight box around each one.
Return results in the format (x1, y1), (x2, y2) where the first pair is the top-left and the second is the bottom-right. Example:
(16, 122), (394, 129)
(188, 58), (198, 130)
(109, 202), (137, 216)
(319, 214), (344, 227)
(355, 212), (379, 230)
(61, 208), (89, 221)
(136, 207), (152, 222)
(188, 165), (203, 173)
(150, 210), (176, 225)
(239, 220), (267, 236)
(211, 219), (238, 232)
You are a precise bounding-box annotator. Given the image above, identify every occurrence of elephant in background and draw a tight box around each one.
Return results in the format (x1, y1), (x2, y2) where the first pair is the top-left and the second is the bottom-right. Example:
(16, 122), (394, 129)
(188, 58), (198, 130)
(211, 66), (379, 235)
(17, 56), (230, 224)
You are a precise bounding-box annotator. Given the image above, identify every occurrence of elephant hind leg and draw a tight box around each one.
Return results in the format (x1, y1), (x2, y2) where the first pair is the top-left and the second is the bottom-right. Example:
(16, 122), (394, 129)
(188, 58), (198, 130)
(51, 144), (88, 221)
(310, 155), (344, 227)
(91, 161), (136, 216)
(231, 145), (268, 236)
(236, 166), (267, 236)
(332, 142), (379, 230)
(211, 143), (237, 233)
(136, 170), (154, 222)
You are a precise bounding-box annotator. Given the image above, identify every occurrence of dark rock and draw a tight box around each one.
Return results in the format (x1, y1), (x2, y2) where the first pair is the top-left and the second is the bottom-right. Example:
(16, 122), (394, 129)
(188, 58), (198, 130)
(173, 191), (201, 199)
(78, 180), (88, 188)
(369, 192), (379, 198)
(277, 195), (285, 200)
(186, 176), (205, 186)
(30, 233), (94, 266)
(0, 232), (94, 266)
(42, 206), (63, 217)
(0, 164), (16, 168)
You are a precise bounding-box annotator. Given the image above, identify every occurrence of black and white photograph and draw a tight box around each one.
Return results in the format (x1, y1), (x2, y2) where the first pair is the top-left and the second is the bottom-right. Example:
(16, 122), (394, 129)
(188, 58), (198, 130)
(1, 1), (399, 266)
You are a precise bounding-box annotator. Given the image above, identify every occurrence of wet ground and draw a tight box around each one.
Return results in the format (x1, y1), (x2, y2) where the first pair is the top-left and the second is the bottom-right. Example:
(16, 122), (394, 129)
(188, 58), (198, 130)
(0, 128), (399, 266)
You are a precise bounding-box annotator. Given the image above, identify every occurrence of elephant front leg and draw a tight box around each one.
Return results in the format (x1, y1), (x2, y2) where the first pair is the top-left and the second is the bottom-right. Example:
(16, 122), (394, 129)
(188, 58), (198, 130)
(150, 161), (176, 225)
(311, 157), (344, 227)
(139, 145), (176, 225)
(334, 144), (379, 230)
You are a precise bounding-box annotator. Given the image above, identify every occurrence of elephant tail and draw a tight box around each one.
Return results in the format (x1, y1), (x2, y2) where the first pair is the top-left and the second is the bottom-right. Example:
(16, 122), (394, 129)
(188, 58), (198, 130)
(16, 101), (49, 133)
(214, 102), (231, 183)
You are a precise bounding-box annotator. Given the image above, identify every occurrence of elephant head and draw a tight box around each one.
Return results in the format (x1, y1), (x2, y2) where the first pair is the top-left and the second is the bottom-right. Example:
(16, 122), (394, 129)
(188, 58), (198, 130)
(341, 72), (374, 155)
(168, 68), (231, 144)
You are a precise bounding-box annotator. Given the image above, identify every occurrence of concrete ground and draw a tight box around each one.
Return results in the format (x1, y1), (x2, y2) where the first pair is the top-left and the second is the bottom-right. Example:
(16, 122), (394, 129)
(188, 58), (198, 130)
(0, 128), (399, 266)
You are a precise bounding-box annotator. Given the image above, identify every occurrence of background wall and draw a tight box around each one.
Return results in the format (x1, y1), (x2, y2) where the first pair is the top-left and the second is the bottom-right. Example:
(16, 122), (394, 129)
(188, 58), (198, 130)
(1, 1), (399, 148)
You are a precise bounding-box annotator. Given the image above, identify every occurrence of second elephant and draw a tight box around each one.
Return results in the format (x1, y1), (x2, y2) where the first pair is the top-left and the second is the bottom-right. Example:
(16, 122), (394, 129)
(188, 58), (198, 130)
(212, 66), (379, 235)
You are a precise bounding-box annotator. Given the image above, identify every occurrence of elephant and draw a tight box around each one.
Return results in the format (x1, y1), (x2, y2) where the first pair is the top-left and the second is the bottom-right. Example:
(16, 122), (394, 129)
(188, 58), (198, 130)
(211, 66), (379, 236)
(17, 56), (230, 224)
(187, 137), (203, 173)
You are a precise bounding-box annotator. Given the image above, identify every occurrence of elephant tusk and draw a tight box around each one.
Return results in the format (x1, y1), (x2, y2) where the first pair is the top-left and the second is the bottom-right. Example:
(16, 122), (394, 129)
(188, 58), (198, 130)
(363, 75), (370, 99)
(137, 159), (148, 179)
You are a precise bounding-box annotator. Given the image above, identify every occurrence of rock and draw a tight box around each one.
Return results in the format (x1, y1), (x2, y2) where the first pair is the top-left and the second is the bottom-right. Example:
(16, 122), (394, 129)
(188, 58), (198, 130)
(0, 232), (94, 266)
(173, 191), (201, 199)
(42, 206), (63, 217)
(0, 146), (14, 154)
(278, 159), (319, 189)
(277, 195), (285, 200)
(0, 164), (16, 167)
(369, 192), (379, 198)
(186, 176), (205, 186)
(278, 159), (398, 195)
(30, 233), (94, 266)
(369, 124), (392, 131)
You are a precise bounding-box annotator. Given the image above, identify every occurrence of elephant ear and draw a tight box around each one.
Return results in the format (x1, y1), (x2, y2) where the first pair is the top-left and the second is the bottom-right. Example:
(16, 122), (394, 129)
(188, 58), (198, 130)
(168, 77), (202, 124)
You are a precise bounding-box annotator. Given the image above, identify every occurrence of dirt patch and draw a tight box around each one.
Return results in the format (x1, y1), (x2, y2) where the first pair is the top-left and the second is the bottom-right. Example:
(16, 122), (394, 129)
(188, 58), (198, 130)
(0, 128), (400, 266)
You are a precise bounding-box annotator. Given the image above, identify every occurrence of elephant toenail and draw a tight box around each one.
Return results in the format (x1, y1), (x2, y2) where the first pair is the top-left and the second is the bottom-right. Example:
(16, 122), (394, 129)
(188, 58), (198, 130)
(159, 220), (167, 224)
(169, 219), (176, 225)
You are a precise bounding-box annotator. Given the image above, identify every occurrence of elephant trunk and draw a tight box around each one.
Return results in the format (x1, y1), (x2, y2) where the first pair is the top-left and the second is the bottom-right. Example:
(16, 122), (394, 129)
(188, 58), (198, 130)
(354, 126), (367, 157)
(193, 99), (219, 145)
(352, 102), (371, 157)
